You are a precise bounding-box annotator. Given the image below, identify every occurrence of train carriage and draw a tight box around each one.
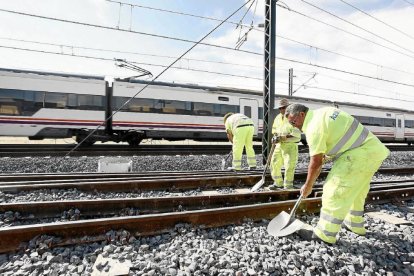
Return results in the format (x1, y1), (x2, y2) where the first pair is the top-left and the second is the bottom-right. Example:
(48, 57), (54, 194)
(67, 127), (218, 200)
(0, 67), (413, 145)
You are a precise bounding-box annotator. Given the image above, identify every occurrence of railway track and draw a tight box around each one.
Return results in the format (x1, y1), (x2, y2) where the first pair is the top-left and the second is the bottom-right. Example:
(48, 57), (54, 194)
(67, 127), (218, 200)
(0, 167), (413, 253)
(0, 144), (412, 157)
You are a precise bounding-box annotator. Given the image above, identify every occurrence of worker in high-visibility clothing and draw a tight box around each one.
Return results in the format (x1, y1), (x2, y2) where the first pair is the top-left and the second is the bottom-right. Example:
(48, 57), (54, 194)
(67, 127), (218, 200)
(268, 98), (301, 190)
(285, 104), (389, 244)
(223, 113), (257, 171)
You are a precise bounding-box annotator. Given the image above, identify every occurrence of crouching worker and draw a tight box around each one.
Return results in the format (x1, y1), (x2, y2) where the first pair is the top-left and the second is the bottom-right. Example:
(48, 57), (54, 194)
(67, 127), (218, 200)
(223, 113), (257, 171)
(285, 104), (389, 244)
(268, 98), (301, 190)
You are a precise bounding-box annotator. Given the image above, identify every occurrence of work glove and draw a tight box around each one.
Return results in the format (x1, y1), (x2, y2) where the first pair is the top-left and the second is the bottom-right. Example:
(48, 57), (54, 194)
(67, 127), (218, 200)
(280, 136), (287, 142)
(271, 135), (280, 144)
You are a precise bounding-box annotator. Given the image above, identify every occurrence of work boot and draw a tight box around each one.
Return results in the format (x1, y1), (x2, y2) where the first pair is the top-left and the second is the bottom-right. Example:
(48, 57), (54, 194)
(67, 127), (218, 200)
(248, 166), (257, 170)
(268, 183), (283, 190)
(296, 229), (331, 244)
(227, 167), (241, 172)
(343, 223), (366, 236)
(284, 185), (294, 190)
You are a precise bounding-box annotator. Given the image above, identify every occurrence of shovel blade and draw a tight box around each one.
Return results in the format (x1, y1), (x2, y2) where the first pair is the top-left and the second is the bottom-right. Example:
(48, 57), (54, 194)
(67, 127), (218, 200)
(267, 211), (304, 237)
(221, 159), (226, 170)
(250, 178), (265, 192)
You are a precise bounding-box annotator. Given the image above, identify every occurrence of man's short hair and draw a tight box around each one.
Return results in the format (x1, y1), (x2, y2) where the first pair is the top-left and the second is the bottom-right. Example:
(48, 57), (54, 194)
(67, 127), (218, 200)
(285, 104), (309, 117)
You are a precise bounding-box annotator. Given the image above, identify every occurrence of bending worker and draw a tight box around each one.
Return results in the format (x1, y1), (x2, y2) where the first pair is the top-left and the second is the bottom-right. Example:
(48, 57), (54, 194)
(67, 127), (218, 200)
(285, 104), (389, 244)
(268, 98), (301, 190)
(223, 113), (257, 171)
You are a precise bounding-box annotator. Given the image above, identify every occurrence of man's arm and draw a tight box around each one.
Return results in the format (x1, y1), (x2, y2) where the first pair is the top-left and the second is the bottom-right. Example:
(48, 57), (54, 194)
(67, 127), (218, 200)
(301, 153), (323, 198)
(226, 130), (233, 143)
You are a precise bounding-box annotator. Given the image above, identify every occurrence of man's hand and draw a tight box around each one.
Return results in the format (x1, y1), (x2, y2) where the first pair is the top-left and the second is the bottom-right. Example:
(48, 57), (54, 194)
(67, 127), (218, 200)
(226, 131), (233, 143)
(271, 135), (280, 144)
(300, 183), (313, 198)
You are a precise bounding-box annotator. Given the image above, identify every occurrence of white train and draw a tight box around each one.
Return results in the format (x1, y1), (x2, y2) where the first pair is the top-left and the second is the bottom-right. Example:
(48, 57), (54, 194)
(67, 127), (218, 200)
(0, 67), (413, 145)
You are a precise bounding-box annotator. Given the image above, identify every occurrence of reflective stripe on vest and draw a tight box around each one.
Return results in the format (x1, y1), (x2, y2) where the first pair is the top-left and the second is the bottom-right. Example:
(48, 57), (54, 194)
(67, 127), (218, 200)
(327, 118), (369, 158)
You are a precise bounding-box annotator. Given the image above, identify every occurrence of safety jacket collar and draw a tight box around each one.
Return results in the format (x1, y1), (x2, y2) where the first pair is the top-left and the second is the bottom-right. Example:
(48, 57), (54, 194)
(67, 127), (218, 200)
(302, 110), (314, 134)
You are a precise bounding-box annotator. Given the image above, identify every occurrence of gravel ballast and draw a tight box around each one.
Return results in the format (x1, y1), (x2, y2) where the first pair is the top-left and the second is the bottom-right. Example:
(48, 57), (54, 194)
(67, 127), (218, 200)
(0, 151), (413, 275)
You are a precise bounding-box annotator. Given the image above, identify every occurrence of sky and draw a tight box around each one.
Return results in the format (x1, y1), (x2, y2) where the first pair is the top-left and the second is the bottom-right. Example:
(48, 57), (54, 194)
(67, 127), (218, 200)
(1, 0), (414, 110)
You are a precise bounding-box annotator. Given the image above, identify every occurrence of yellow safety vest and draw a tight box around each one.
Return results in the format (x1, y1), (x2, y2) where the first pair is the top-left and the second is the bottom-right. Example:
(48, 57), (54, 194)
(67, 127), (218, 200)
(225, 113), (254, 134)
(302, 107), (379, 157)
(272, 113), (301, 142)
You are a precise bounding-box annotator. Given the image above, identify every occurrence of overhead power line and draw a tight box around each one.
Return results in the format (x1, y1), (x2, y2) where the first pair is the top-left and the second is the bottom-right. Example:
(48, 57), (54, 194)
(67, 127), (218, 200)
(0, 36), (261, 70)
(276, 3), (414, 61)
(3, 6), (414, 78)
(277, 35), (414, 76)
(5, 31), (414, 77)
(300, 0), (414, 56)
(0, 44), (262, 81)
(303, 84), (414, 104)
(317, 72), (414, 99)
(339, 0), (414, 41)
(401, 0), (414, 6)
(106, 0), (414, 74)
(3, 40), (414, 89)
(4, 42), (414, 102)
(104, 0), (263, 32)
(64, 0), (254, 156)
(0, 8), (259, 57)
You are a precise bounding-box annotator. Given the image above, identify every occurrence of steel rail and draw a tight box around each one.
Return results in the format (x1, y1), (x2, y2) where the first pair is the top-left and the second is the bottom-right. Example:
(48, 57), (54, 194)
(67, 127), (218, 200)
(1, 182), (413, 220)
(0, 185), (413, 253)
(1, 167), (414, 192)
(0, 144), (411, 157)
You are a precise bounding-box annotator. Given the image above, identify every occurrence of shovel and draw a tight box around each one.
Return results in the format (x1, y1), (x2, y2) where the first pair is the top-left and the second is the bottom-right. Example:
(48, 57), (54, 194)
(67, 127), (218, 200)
(267, 194), (304, 237)
(250, 142), (276, 192)
(221, 151), (232, 170)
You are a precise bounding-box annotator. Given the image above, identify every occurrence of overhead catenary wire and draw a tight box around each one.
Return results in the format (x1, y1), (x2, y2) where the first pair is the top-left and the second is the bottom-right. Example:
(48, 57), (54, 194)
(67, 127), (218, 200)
(339, 0), (414, 41)
(104, 0), (264, 32)
(2, 6), (414, 93)
(3, 6), (414, 79)
(60, 0), (254, 157)
(401, 0), (414, 6)
(0, 45), (262, 81)
(3, 41), (414, 90)
(103, 0), (414, 76)
(299, 0), (414, 56)
(4, 32), (414, 78)
(0, 8), (259, 57)
(315, 72), (414, 99)
(8, 41), (413, 105)
(276, 3), (414, 61)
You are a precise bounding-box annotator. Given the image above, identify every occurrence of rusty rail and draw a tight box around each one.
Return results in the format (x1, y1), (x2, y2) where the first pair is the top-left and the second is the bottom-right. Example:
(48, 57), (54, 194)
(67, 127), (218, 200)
(0, 184), (413, 253)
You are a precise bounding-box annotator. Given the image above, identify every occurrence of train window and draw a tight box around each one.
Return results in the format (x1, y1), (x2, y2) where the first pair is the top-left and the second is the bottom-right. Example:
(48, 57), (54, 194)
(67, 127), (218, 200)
(194, 102), (213, 116)
(113, 96), (239, 117)
(218, 96), (229, 101)
(405, 120), (414, 128)
(398, 119), (402, 128)
(164, 100), (186, 114)
(67, 94), (78, 108)
(0, 89), (45, 116)
(44, 92), (67, 109)
(384, 118), (396, 127)
(258, 107), (263, 119)
(77, 95), (105, 111)
(220, 104), (239, 117)
(244, 106), (252, 118)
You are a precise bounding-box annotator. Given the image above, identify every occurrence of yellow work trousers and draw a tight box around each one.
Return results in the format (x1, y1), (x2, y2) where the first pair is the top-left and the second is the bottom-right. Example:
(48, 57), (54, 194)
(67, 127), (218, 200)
(232, 126), (256, 170)
(270, 142), (298, 188)
(314, 141), (390, 244)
